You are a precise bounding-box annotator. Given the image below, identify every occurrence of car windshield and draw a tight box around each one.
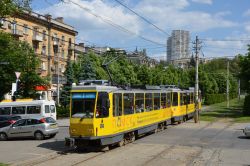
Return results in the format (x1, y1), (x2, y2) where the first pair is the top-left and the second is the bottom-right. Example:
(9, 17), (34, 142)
(71, 92), (96, 118)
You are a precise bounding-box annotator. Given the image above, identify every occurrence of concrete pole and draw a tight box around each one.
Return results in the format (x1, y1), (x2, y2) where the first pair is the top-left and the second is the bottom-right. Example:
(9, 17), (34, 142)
(194, 36), (199, 123)
(238, 79), (241, 100)
(226, 60), (229, 108)
(57, 47), (60, 105)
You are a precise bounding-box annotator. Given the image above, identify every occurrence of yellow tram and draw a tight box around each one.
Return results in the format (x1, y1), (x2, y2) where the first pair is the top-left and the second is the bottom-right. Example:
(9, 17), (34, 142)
(66, 81), (201, 148)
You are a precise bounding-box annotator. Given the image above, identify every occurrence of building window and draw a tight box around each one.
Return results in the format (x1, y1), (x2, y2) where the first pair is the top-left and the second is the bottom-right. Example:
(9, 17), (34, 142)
(33, 43), (39, 53)
(33, 27), (38, 36)
(61, 49), (64, 58)
(12, 21), (17, 32)
(42, 30), (46, 40)
(62, 35), (65, 44)
(23, 24), (29, 34)
(61, 64), (64, 73)
(42, 46), (46, 55)
(41, 62), (46, 70)
(0, 18), (6, 28)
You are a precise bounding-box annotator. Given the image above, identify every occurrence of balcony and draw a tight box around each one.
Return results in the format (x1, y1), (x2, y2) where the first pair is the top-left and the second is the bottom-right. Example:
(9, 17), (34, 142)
(12, 29), (23, 37)
(32, 34), (43, 42)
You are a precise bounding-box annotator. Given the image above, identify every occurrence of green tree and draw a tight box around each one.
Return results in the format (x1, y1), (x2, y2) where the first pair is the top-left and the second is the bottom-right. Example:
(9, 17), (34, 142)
(78, 55), (96, 81)
(61, 61), (74, 107)
(0, 0), (31, 18)
(239, 45), (250, 92)
(0, 32), (47, 100)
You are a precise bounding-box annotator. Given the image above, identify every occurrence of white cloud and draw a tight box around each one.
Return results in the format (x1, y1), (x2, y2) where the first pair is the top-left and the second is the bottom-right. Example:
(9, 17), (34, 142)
(243, 9), (250, 17)
(38, 0), (142, 43)
(191, 0), (213, 5)
(37, 0), (239, 56)
(202, 37), (248, 58)
(135, 0), (237, 32)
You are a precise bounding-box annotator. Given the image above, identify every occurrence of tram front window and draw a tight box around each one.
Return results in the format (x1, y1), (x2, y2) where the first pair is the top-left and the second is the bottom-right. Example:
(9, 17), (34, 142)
(71, 92), (96, 118)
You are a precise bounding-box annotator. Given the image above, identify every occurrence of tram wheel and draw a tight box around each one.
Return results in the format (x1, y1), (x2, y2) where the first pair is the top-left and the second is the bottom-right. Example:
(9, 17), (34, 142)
(117, 139), (124, 147)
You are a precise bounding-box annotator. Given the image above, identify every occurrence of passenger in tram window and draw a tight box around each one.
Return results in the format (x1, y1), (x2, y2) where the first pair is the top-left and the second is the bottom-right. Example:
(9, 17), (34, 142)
(135, 105), (141, 113)
(140, 104), (144, 112)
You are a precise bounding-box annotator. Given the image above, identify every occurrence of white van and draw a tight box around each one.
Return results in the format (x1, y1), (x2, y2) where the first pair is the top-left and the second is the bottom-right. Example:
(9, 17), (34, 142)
(0, 99), (57, 120)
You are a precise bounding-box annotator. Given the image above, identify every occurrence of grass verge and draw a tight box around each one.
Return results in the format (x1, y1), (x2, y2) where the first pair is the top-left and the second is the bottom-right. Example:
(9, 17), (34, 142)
(200, 97), (250, 123)
(0, 163), (8, 166)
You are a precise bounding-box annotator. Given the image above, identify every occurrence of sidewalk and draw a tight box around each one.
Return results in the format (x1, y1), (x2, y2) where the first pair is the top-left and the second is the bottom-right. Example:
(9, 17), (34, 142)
(57, 118), (69, 127)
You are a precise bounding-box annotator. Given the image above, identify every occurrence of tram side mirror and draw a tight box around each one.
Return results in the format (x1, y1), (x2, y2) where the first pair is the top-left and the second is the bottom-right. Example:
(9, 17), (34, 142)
(106, 99), (110, 109)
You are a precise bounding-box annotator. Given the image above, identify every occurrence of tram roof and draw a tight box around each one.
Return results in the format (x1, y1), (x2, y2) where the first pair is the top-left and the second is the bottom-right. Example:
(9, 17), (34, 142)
(71, 85), (119, 92)
(71, 84), (187, 93)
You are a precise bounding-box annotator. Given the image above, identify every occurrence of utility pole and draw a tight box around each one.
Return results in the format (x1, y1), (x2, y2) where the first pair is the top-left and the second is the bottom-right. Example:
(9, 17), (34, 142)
(226, 60), (229, 108)
(238, 79), (241, 100)
(193, 35), (201, 123)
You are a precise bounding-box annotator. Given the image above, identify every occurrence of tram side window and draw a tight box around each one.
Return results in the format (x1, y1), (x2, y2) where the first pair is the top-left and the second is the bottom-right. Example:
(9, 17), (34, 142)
(186, 93), (190, 104)
(0, 107), (11, 115)
(113, 93), (122, 117)
(172, 92), (178, 106)
(183, 93), (187, 105)
(154, 93), (160, 110)
(96, 92), (109, 118)
(180, 93), (186, 105)
(27, 106), (41, 114)
(135, 93), (144, 113)
(161, 93), (166, 108)
(12, 106), (25, 114)
(190, 93), (194, 104)
(166, 93), (171, 107)
(180, 94), (182, 106)
(145, 93), (153, 111)
(124, 93), (134, 115)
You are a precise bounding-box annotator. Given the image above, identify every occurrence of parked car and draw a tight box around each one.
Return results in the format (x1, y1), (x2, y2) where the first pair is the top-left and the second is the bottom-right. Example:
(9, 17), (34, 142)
(243, 124), (250, 137)
(0, 115), (22, 128)
(0, 116), (59, 141)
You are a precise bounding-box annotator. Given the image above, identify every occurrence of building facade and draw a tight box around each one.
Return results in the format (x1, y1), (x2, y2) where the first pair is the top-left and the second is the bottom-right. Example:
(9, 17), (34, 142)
(167, 30), (190, 68)
(0, 11), (78, 97)
(127, 48), (158, 67)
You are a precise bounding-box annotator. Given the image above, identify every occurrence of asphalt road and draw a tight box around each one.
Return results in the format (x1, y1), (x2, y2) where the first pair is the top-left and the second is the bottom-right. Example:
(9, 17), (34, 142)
(0, 119), (71, 164)
(1, 119), (250, 166)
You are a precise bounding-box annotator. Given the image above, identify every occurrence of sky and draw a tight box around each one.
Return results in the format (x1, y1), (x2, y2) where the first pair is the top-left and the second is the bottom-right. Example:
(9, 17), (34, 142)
(31, 0), (250, 60)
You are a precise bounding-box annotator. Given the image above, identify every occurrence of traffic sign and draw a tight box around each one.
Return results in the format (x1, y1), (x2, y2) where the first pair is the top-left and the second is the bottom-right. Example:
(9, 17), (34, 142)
(15, 72), (21, 79)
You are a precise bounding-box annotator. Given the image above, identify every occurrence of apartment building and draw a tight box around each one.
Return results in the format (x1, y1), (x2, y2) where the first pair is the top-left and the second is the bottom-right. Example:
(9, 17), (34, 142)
(0, 10), (78, 96)
(167, 30), (190, 68)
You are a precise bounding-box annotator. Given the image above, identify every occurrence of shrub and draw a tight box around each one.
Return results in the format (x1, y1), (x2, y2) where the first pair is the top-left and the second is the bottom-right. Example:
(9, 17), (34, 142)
(204, 94), (226, 105)
(243, 95), (250, 116)
(56, 105), (70, 118)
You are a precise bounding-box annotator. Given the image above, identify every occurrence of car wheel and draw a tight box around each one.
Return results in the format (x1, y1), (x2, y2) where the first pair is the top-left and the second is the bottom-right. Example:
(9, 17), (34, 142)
(34, 131), (45, 140)
(0, 133), (8, 141)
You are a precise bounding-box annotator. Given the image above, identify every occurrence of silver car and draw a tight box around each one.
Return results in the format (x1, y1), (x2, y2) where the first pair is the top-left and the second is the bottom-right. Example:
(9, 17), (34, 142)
(0, 117), (59, 140)
(243, 124), (250, 137)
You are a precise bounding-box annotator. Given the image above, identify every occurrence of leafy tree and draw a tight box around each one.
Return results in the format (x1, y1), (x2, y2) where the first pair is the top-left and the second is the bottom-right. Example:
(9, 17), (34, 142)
(61, 61), (74, 107)
(0, 0), (31, 18)
(0, 32), (47, 100)
(78, 55), (96, 81)
(239, 45), (250, 92)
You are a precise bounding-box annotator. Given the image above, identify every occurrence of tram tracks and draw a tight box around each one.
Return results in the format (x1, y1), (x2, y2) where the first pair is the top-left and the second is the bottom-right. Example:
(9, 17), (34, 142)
(12, 120), (229, 166)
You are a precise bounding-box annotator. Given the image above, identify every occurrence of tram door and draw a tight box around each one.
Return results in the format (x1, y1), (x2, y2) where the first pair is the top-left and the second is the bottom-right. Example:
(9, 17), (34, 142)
(112, 93), (124, 133)
(95, 92), (111, 136)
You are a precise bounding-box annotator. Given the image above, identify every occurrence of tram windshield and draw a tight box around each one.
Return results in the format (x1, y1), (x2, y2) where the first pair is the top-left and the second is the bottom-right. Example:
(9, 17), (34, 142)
(71, 92), (96, 118)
